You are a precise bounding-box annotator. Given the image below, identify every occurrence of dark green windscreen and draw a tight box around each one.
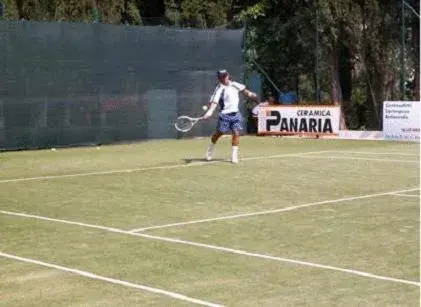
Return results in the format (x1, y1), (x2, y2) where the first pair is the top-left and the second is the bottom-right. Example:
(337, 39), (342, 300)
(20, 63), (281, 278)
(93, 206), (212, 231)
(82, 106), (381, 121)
(0, 21), (244, 150)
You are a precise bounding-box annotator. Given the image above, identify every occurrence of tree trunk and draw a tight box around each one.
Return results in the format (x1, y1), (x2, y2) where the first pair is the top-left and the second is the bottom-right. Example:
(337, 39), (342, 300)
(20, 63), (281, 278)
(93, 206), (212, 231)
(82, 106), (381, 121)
(339, 41), (356, 128)
(373, 74), (385, 129)
(330, 46), (347, 129)
(364, 65), (384, 130)
(15, 0), (24, 19)
(412, 0), (420, 100)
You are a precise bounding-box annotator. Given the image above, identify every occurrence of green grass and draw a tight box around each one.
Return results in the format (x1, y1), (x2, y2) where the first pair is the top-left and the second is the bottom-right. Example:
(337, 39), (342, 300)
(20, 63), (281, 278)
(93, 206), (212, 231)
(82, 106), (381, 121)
(0, 137), (419, 306)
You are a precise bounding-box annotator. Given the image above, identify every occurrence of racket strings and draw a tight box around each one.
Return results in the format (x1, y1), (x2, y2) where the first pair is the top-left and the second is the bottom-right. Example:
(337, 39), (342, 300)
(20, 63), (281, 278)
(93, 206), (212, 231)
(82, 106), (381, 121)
(175, 117), (194, 132)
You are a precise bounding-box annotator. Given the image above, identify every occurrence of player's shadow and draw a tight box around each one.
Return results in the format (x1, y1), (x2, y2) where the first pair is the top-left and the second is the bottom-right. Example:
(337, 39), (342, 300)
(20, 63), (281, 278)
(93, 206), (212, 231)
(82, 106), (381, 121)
(183, 158), (226, 164)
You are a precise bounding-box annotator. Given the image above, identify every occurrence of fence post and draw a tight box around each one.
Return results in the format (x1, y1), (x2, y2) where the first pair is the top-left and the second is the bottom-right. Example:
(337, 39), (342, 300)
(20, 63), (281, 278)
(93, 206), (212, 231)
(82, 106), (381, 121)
(400, 0), (406, 100)
(315, 2), (320, 104)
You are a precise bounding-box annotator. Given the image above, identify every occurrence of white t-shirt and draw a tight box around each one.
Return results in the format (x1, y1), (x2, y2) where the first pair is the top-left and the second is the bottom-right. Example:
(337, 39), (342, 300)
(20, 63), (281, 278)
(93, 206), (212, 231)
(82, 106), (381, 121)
(209, 81), (246, 114)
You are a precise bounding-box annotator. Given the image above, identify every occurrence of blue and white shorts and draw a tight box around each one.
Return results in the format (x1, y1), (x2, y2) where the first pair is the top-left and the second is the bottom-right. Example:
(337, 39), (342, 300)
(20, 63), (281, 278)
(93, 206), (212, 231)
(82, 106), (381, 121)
(217, 112), (243, 134)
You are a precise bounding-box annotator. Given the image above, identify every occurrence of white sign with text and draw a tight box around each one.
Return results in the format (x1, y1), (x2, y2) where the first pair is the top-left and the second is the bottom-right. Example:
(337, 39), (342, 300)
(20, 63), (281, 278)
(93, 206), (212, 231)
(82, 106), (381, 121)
(383, 101), (420, 142)
(258, 105), (341, 135)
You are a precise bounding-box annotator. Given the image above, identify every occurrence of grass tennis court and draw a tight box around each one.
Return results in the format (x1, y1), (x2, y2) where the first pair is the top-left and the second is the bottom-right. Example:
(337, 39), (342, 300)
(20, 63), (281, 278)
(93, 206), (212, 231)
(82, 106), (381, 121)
(0, 136), (419, 306)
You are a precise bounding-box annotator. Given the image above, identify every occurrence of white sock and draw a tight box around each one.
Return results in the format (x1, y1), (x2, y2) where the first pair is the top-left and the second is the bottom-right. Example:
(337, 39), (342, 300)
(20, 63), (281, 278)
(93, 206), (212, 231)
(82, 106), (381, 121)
(208, 143), (215, 151)
(232, 146), (238, 157)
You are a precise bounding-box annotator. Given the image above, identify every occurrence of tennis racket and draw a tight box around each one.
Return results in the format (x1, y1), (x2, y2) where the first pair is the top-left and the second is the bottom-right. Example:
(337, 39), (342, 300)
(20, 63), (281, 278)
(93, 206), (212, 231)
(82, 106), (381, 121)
(174, 115), (202, 132)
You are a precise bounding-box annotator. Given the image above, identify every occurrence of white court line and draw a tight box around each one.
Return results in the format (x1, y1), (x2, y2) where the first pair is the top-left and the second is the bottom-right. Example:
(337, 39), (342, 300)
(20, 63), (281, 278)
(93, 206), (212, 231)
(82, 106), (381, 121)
(129, 188), (420, 232)
(295, 155), (419, 164)
(1, 201), (419, 287)
(0, 150), (329, 184)
(0, 252), (224, 307)
(0, 149), (417, 184)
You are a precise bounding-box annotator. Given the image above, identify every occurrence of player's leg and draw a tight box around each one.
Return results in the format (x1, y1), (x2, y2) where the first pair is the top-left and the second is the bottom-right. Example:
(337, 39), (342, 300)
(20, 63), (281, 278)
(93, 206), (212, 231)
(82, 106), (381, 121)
(211, 131), (223, 144)
(231, 131), (240, 163)
(205, 130), (222, 161)
(205, 114), (227, 161)
(230, 113), (243, 164)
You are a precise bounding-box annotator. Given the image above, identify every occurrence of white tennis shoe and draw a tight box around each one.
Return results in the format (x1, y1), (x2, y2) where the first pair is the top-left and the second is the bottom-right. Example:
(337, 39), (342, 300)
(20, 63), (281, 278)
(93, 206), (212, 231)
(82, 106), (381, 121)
(205, 146), (213, 161)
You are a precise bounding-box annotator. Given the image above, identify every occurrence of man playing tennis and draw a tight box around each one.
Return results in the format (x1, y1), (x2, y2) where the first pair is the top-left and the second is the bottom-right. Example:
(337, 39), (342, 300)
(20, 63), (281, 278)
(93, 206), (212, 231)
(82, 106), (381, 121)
(201, 69), (259, 163)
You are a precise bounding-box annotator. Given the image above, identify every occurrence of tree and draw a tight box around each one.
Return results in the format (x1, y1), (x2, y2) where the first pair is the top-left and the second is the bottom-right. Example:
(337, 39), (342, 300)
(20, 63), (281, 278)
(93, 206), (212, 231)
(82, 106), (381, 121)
(357, 0), (402, 128)
(172, 0), (230, 28)
(240, 0), (317, 96)
(409, 0), (420, 100)
(3, 0), (417, 130)
(1, 0), (20, 19)
(239, 0), (419, 129)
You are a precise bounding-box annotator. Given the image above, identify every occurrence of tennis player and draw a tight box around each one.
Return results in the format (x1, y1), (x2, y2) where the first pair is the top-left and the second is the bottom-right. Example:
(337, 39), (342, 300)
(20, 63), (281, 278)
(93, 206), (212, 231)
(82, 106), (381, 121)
(201, 69), (259, 163)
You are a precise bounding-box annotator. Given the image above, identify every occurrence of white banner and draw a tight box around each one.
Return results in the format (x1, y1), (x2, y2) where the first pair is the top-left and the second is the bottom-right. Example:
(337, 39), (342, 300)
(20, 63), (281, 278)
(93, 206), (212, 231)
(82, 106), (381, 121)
(257, 105), (341, 135)
(383, 101), (420, 142)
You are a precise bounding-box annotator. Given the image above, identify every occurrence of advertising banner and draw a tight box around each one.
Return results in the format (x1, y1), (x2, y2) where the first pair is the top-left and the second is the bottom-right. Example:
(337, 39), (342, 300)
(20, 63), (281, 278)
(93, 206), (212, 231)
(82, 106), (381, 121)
(257, 105), (341, 136)
(383, 101), (420, 142)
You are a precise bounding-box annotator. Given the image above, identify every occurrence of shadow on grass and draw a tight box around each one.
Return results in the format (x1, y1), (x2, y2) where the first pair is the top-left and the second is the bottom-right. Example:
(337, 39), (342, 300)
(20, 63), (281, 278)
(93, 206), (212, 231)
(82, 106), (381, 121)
(183, 158), (227, 164)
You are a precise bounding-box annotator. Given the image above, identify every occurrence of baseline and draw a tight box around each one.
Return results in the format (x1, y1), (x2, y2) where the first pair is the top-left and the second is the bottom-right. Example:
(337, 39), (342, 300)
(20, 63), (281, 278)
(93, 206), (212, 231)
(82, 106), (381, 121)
(0, 208), (419, 288)
(0, 150), (329, 184)
(0, 252), (224, 307)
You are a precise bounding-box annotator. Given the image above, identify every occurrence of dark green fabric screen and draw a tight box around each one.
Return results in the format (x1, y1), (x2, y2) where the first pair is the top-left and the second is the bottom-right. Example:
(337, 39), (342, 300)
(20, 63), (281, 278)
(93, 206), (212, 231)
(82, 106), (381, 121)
(0, 21), (244, 150)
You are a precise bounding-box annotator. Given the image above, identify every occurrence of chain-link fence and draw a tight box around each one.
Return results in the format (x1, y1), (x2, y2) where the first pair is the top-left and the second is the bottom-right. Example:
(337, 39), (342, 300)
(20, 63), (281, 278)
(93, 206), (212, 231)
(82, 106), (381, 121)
(0, 21), (244, 150)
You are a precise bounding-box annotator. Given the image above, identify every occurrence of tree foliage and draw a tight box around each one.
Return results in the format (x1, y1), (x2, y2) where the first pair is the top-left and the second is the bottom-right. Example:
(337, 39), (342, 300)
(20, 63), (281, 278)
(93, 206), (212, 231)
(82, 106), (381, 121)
(0, 0), (419, 129)
(241, 0), (419, 129)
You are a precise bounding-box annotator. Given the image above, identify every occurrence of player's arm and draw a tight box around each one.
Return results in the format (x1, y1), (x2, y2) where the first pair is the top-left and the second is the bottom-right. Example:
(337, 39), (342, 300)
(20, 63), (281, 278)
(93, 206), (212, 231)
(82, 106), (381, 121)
(202, 102), (218, 119)
(202, 86), (222, 120)
(233, 81), (259, 103)
(243, 88), (259, 103)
